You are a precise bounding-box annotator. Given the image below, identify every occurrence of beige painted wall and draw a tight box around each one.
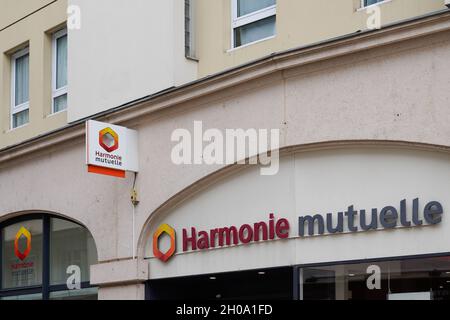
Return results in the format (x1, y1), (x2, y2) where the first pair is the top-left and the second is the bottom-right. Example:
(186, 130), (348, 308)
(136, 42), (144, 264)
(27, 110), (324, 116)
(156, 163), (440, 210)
(0, 0), (55, 30)
(0, 0), (67, 149)
(196, 0), (447, 77)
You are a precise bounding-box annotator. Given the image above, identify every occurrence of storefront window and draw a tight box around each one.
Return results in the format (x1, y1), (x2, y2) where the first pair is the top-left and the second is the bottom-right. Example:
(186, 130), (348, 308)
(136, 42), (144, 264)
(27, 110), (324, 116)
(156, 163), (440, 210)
(0, 214), (98, 300)
(300, 256), (450, 300)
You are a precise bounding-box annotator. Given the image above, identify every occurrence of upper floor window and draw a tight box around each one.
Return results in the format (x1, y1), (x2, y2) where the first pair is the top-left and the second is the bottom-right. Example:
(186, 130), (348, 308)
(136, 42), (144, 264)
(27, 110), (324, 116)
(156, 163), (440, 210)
(52, 28), (68, 113)
(185, 0), (196, 58)
(232, 0), (276, 48)
(362, 0), (386, 7)
(11, 47), (30, 129)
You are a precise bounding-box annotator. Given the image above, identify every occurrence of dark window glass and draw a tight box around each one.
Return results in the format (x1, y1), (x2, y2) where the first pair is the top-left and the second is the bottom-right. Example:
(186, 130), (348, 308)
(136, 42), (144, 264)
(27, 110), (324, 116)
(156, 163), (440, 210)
(0, 215), (97, 300)
(234, 15), (276, 47)
(301, 256), (450, 300)
(365, 0), (384, 6)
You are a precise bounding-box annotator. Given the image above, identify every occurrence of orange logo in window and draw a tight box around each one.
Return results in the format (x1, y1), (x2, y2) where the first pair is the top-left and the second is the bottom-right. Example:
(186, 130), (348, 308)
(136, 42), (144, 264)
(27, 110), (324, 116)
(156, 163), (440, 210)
(99, 127), (119, 153)
(14, 227), (32, 261)
(153, 224), (176, 263)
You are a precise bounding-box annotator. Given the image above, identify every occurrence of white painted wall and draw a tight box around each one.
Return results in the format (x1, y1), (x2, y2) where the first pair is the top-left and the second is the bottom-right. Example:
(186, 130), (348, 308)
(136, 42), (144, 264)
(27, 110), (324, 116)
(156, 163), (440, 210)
(145, 148), (450, 279)
(67, 0), (197, 122)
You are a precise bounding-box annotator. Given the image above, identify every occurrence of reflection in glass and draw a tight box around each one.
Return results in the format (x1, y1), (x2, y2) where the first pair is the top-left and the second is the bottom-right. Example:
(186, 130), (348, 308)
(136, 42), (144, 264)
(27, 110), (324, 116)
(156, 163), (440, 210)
(365, 0), (383, 6)
(15, 53), (29, 106)
(302, 268), (336, 300)
(1, 220), (43, 289)
(53, 93), (67, 112)
(56, 34), (68, 89)
(50, 218), (97, 286)
(12, 109), (29, 128)
(301, 256), (450, 300)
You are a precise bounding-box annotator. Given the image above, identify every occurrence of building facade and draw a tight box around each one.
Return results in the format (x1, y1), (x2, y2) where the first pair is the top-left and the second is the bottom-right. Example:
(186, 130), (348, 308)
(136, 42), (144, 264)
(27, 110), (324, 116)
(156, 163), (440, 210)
(1, 0), (447, 148)
(0, 0), (450, 300)
(0, 0), (68, 149)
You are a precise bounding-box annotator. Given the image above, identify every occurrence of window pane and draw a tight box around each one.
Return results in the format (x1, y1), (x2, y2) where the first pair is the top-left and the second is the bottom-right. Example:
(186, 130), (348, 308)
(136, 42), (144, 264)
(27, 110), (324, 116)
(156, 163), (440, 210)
(12, 109), (29, 128)
(50, 218), (97, 286)
(234, 15), (275, 47)
(53, 94), (67, 112)
(302, 268), (337, 300)
(185, 0), (191, 57)
(56, 34), (68, 89)
(301, 256), (450, 300)
(237, 0), (275, 16)
(50, 287), (98, 300)
(14, 53), (29, 106)
(365, 0), (383, 6)
(1, 220), (43, 289)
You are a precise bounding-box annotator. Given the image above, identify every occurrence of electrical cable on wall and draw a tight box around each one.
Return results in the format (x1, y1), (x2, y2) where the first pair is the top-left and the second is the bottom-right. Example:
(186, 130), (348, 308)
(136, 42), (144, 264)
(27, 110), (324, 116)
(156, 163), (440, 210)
(131, 172), (139, 260)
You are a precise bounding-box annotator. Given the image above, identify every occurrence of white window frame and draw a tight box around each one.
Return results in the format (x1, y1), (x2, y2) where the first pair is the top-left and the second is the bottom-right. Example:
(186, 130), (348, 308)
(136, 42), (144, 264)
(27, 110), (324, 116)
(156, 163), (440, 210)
(231, 0), (276, 49)
(11, 47), (30, 129)
(52, 28), (68, 114)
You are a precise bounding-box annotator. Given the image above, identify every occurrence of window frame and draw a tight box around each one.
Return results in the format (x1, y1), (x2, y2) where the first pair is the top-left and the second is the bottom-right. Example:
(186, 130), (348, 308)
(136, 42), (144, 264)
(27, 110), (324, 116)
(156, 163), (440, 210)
(360, 0), (391, 8)
(231, 0), (277, 49)
(296, 252), (450, 300)
(10, 47), (30, 129)
(185, 0), (197, 59)
(52, 28), (68, 114)
(0, 214), (96, 300)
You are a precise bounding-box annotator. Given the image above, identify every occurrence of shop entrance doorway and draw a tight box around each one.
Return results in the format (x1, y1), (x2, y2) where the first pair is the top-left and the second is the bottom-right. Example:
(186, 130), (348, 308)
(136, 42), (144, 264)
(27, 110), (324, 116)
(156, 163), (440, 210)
(147, 267), (294, 300)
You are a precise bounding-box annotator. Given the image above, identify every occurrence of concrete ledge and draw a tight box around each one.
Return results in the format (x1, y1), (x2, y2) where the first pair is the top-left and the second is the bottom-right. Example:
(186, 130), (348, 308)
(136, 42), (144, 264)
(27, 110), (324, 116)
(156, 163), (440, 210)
(90, 259), (149, 287)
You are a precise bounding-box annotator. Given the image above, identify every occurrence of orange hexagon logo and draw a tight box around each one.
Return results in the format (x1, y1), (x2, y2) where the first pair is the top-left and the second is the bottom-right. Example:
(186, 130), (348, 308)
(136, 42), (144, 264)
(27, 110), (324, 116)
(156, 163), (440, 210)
(14, 227), (32, 261)
(99, 127), (119, 153)
(153, 224), (176, 263)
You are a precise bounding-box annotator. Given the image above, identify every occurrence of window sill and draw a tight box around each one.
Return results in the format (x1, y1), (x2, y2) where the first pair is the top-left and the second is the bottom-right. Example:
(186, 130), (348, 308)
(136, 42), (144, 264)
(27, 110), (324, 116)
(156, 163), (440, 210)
(227, 35), (276, 53)
(357, 0), (393, 12)
(185, 55), (199, 62)
(7, 123), (29, 133)
(46, 109), (67, 118)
